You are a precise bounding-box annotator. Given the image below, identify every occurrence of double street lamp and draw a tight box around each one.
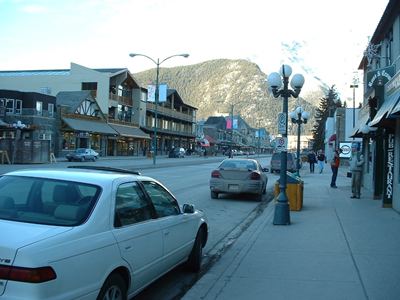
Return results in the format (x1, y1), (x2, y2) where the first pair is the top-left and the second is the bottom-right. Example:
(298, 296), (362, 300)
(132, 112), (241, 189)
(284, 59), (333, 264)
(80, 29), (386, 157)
(216, 100), (249, 157)
(267, 65), (305, 225)
(129, 53), (189, 165)
(289, 106), (310, 177)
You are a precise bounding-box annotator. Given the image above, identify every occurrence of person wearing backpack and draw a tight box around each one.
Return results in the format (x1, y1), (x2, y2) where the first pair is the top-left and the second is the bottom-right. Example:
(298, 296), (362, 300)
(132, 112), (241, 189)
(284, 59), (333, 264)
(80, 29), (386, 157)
(330, 149), (342, 188)
(307, 150), (317, 173)
(349, 143), (365, 199)
(317, 149), (327, 174)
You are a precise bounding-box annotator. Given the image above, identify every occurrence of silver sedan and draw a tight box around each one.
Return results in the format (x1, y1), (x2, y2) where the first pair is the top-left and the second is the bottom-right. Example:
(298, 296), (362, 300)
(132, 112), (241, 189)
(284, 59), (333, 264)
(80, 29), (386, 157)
(66, 148), (99, 162)
(209, 158), (269, 201)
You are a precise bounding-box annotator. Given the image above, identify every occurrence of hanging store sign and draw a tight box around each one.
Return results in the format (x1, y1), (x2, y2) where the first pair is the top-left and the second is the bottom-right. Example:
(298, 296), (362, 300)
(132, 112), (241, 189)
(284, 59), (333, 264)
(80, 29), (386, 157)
(366, 66), (395, 89)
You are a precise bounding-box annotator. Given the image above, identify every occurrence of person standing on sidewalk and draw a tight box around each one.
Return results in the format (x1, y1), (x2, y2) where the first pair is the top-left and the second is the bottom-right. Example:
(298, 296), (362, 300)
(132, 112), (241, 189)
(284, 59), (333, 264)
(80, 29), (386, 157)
(349, 143), (365, 199)
(307, 150), (317, 173)
(317, 149), (327, 174)
(330, 149), (342, 188)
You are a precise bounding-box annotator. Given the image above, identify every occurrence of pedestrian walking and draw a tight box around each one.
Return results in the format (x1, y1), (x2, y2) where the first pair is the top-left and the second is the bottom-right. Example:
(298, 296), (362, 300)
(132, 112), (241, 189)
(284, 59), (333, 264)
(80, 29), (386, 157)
(204, 148), (208, 159)
(307, 150), (317, 173)
(317, 149), (327, 174)
(330, 149), (342, 188)
(349, 143), (365, 199)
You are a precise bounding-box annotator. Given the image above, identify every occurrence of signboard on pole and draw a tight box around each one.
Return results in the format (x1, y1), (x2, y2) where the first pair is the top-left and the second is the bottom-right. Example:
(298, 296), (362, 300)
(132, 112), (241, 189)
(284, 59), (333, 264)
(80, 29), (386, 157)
(275, 137), (287, 152)
(278, 113), (286, 134)
(147, 84), (167, 102)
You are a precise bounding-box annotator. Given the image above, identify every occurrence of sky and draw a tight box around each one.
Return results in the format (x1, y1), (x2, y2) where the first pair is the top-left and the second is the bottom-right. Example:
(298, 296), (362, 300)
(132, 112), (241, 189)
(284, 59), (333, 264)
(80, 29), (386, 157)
(0, 0), (390, 106)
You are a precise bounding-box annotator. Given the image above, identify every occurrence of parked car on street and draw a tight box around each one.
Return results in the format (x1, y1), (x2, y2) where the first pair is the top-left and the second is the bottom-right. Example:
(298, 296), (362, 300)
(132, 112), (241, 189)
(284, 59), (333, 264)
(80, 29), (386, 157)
(66, 148), (99, 162)
(249, 150), (255, 155)
(293, 152), (302, 168)
(168, 147), (185, 158)
(209, 158), (269, 201)
(0, 166), (208, 300)
(270, 152), (297, 173)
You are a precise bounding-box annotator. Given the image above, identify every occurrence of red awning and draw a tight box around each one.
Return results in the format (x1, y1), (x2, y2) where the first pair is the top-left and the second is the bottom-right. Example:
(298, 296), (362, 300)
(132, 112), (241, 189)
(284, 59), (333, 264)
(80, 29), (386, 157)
(328, 134), (336, 144)
(204, 135), (218, 144)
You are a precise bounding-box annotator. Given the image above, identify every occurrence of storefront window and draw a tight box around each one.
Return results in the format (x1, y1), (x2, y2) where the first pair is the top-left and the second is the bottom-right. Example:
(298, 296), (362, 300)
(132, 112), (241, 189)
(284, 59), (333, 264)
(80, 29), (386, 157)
(117, 139), (128, 156)
(90, 134), (101, 150)
(62, 132), (76, 150)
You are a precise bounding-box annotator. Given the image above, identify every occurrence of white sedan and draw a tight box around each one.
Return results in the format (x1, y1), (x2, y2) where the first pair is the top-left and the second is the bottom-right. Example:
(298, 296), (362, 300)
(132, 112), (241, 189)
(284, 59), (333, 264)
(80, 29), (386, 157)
(0, 166), (208, 300)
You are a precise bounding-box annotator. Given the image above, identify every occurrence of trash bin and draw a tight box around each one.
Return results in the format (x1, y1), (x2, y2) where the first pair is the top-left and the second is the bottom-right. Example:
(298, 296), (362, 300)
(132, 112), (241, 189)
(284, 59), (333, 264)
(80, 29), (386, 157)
(275, 172), (304, 211)
(147, 152), (154, 158)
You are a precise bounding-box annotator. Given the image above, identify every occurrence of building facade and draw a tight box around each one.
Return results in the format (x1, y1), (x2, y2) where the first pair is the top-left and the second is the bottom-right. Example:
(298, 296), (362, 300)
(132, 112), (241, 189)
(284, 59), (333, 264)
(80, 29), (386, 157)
(355, 0), (400, 211)
(0, 63), (197, 159)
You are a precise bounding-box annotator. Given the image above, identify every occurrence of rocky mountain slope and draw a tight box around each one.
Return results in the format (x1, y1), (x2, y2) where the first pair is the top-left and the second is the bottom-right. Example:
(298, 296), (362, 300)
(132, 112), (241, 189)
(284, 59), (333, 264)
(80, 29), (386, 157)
(133, 59), (324, 136)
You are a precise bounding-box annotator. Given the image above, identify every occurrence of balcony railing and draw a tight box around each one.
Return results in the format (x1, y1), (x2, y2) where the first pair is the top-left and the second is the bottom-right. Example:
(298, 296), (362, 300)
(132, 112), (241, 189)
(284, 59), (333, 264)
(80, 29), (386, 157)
(146, 102), (193, 122)
(108, 119), (139, 127)
(109, 93), (133, 106)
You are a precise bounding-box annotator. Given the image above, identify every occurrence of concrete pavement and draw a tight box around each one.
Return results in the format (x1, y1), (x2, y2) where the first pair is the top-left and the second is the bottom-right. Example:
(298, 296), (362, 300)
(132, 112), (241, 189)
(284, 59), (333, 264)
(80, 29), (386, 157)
(183, 166), (400, 300)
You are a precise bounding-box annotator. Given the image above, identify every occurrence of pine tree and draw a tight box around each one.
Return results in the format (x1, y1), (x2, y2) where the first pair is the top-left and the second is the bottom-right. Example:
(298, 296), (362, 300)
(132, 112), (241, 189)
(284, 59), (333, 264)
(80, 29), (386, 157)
(311, 85), (342, 150)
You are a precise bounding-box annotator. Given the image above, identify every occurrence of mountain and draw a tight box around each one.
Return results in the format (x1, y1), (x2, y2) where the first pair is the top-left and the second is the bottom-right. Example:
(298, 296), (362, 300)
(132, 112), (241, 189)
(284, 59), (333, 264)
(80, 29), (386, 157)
(133, 59), (324, 136)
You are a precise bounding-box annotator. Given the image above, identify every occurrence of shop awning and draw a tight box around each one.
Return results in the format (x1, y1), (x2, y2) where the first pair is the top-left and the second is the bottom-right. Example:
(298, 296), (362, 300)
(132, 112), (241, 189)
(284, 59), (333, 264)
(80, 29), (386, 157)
(110, 124), (151, 139)
(62, 117), (118, 135)
(328, 134), (336, 144)
(202, 138), (210, 147)
(388, 94), (400, 116)
(204, 135), (218, 144)
(0, 118), (8, 126)
(370, 89), (400, 126)
(349, 113), (370, 138)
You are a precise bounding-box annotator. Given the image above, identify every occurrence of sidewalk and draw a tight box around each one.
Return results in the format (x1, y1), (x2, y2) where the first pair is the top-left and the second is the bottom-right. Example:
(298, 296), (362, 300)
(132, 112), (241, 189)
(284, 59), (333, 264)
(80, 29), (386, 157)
(183, 167), (400, 300)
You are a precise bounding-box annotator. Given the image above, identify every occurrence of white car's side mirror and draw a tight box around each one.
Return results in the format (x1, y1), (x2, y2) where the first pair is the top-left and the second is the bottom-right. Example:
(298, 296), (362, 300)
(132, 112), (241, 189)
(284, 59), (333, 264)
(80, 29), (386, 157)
(183, 204), (195, 213)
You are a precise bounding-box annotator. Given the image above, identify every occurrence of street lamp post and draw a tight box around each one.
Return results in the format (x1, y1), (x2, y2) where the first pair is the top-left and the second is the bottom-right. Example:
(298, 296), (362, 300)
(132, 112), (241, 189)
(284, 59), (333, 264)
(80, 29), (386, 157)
(258, 120), (261, 157)
(267, 65), (305, 225)
(289, 107), (310, 177)
(12, 120), (26, 164)
(129, 53), (189, 164)
(216, 100), (249, 157)
(350, 73), (359, 138)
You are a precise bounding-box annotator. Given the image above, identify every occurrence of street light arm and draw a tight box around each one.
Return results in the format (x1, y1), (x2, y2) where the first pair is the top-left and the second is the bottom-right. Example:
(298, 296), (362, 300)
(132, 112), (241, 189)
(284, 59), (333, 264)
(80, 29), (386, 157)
(159, 54), (189, 65)
(129, 53), (158, 65)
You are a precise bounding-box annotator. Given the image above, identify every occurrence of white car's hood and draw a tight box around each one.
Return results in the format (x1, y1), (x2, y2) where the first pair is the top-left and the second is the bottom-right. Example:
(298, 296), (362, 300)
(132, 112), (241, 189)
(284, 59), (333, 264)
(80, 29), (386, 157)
(0, 220), (72, 266)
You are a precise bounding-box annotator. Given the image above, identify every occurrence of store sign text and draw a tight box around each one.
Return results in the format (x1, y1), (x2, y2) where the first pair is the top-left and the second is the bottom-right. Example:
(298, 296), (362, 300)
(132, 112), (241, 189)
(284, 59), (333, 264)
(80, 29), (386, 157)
(369, 70), (392, 88)
(386, 133), (394, 199)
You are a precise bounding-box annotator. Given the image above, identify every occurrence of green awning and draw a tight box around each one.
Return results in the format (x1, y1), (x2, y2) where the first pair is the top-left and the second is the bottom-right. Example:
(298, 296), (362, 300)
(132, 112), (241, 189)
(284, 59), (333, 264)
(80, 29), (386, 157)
(62, 117), (118, 135)
(370, 89), (400, 126)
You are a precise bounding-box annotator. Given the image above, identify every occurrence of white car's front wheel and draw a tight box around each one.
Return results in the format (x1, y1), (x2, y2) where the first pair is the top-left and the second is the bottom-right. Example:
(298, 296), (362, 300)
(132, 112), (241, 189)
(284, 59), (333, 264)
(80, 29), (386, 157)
(186, 228), (203, 272)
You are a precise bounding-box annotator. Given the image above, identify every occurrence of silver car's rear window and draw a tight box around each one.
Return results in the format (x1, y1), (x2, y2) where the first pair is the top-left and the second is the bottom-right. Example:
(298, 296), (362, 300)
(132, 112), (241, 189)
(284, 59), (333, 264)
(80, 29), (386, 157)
(0, 175), (101, 226)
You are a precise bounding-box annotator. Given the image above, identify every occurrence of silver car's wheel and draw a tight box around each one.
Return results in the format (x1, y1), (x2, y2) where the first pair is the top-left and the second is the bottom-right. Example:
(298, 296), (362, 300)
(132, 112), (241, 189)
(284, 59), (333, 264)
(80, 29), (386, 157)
(211, 191), (218, 199)
(93, 156), (97, 162)
(97, 274), (126, 300)
(81, 157), (85, 162)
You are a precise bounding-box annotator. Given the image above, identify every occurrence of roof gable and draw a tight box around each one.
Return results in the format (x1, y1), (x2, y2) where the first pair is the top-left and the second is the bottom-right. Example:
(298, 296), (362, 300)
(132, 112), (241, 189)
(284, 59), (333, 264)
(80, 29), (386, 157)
(56, 91), (106, 119)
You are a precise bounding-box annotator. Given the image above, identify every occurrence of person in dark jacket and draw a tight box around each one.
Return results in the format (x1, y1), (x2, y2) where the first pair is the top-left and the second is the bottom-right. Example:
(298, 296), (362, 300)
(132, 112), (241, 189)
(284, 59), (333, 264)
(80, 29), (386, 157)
(330, 149), (342, 188)
(307, 150), (317, 173)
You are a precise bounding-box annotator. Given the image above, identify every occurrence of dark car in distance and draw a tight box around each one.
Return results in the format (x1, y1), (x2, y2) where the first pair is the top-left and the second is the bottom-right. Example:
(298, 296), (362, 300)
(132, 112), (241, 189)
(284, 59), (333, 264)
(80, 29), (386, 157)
(168, 148), (185, 158)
